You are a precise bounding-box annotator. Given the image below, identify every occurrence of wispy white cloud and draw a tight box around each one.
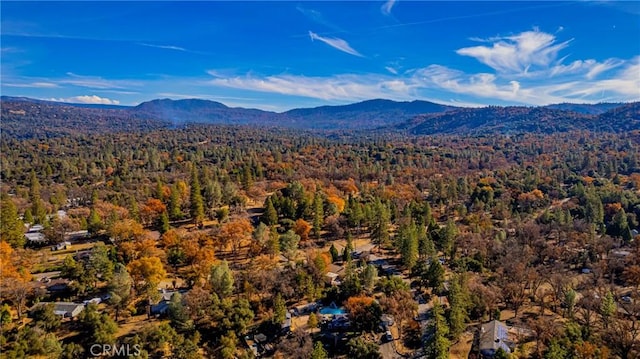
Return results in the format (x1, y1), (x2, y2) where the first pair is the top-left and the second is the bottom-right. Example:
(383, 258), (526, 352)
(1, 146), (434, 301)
(208, 71), (414, 102)
(385, 66), (399, 75)
(381, 0), (397, 15)
(139, 43), (187, 52)
(585, 58), (624, 79)
(296, 6), (344, 33)
(3, 82), (59, 88)
(414, 57), (640, 104)
(309, 31), (364, 57)
(61, 72), (140, 90)
(49, 95), (120, 105)
(457, 30), (571, 74)
(205, 50), (639, 107)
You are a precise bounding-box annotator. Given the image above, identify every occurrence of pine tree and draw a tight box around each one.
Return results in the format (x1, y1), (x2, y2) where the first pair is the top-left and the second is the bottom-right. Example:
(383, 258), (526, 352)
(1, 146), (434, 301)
(425, 300), (450, 359)
(262, 197), (278, 226)
(87, 208), (103, 234)
(397, 220), (419, 270)
(241, 164), (253, 190)
(190, 166), (204, 224)
(0, 194), (25, 247)
(447, 274), (470, 340)
(313, 193), (324, 239)
(600, 291), (615, 328)
(371, 200), (390, 250)
(29, 171), (46, 223)
(23, 208), (34, 225)
(329, 244), (340, 262)
(158, 211), (170, 234)
(311, 341), (328, 359)
(272, 293), (286, 325)
(169, 184), (182, 220)
(210, 261), (234, 298)
(128, 195), (140, 222)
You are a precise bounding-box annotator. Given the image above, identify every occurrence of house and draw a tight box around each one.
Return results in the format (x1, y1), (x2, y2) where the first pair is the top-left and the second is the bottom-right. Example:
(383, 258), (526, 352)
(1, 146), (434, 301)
(65, 230), (89, 242)
(325, 272), (340, 286)
(150, 289), (186, 315)
(292, 302), (319, 316)
(25, 224), (47, 244)
(32, 302), (84, 318)
(45, 278), (71, 293)
(281, 312), (292, 333)
(28, 224), (44, 232)
(479, 320), (512, 358)
(327, 315), (351, 331)
(325, 263), (345, 285)
(25, 232), (47, 244)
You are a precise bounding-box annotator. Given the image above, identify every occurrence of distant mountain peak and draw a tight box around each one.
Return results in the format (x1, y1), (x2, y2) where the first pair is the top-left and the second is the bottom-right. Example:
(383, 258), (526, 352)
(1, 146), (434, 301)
(135, 98), (228, 110)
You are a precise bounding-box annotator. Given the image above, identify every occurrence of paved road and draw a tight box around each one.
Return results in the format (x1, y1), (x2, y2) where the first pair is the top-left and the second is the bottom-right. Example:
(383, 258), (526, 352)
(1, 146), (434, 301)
(380, 339), (403, 359)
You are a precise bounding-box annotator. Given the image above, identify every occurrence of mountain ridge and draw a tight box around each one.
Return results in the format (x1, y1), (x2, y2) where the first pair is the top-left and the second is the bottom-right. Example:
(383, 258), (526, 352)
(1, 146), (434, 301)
(1, 96), (638, 138)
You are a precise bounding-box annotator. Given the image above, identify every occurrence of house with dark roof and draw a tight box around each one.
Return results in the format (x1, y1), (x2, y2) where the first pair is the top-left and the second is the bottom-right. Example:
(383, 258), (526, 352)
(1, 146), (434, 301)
(32, 302), (84, 318)
(479, 320), (512, 358)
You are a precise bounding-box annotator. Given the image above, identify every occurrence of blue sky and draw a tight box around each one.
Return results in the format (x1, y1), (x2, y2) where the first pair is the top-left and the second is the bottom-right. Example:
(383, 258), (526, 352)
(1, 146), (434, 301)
(2, 1), (639, 111)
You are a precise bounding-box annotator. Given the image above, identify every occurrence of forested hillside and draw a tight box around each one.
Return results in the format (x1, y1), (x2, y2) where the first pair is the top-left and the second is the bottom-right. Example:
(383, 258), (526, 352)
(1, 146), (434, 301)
(2, 96), (638, 138)
(1, 124), (639, 358)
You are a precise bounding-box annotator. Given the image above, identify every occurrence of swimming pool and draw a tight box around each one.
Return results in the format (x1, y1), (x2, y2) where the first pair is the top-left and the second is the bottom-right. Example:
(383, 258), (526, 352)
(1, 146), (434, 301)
(319, 306), (347, 315)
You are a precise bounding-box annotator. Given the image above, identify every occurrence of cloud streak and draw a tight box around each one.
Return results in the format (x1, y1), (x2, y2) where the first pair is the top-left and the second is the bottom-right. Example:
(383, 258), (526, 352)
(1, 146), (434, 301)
(309, 31), (364, 57)
(139, 43), (187, 52)
(49, 95), (120, 105)
(206, 51), (639, 107)
(4, 82), (59, 88)
(381, 0), (397, 15)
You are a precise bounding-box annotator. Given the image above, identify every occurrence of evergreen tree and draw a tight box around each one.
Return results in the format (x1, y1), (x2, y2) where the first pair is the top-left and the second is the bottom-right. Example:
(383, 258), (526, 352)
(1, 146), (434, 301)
(29, 171), (46, 223)
(600, 291), (616, 328)
(426, 260), (445, 293)
(307, 313), (319, 329)
(425, 300), (450, 359)
(371, 200), (390, 250)
(158, 210), (170, 234)
(23, 208), (34, 225)
(87, 207), (103, 234)
(210, 261), (234, 298)
(272, 293), (286, 325)
(169, 184), (182, 220)
(396, 220), (419, 270)
(241, 164), (253, 190)
(107, 263), (132, 322)
(343, 232), (354, 262)
(311, 341), (328, 359)
(266, 226), (280, 259)
(189, 166), (205, 224)
(362, 264), (377, 292)
(0, 194), (25, 247)
(279, 230), (300, 260)
(313, 193), (324, 239)
(262, 197), (278, 226)
(128, 195), (140, 222)
(329, 244), (340, 262)
(447, 274), (470, 340)
(168, 292), (192, 332)
(78, 304), (118, 349)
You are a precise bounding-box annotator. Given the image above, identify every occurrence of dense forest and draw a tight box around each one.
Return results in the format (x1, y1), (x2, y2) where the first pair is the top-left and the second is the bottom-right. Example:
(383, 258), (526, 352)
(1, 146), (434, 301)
(1, 108), (639, 359)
